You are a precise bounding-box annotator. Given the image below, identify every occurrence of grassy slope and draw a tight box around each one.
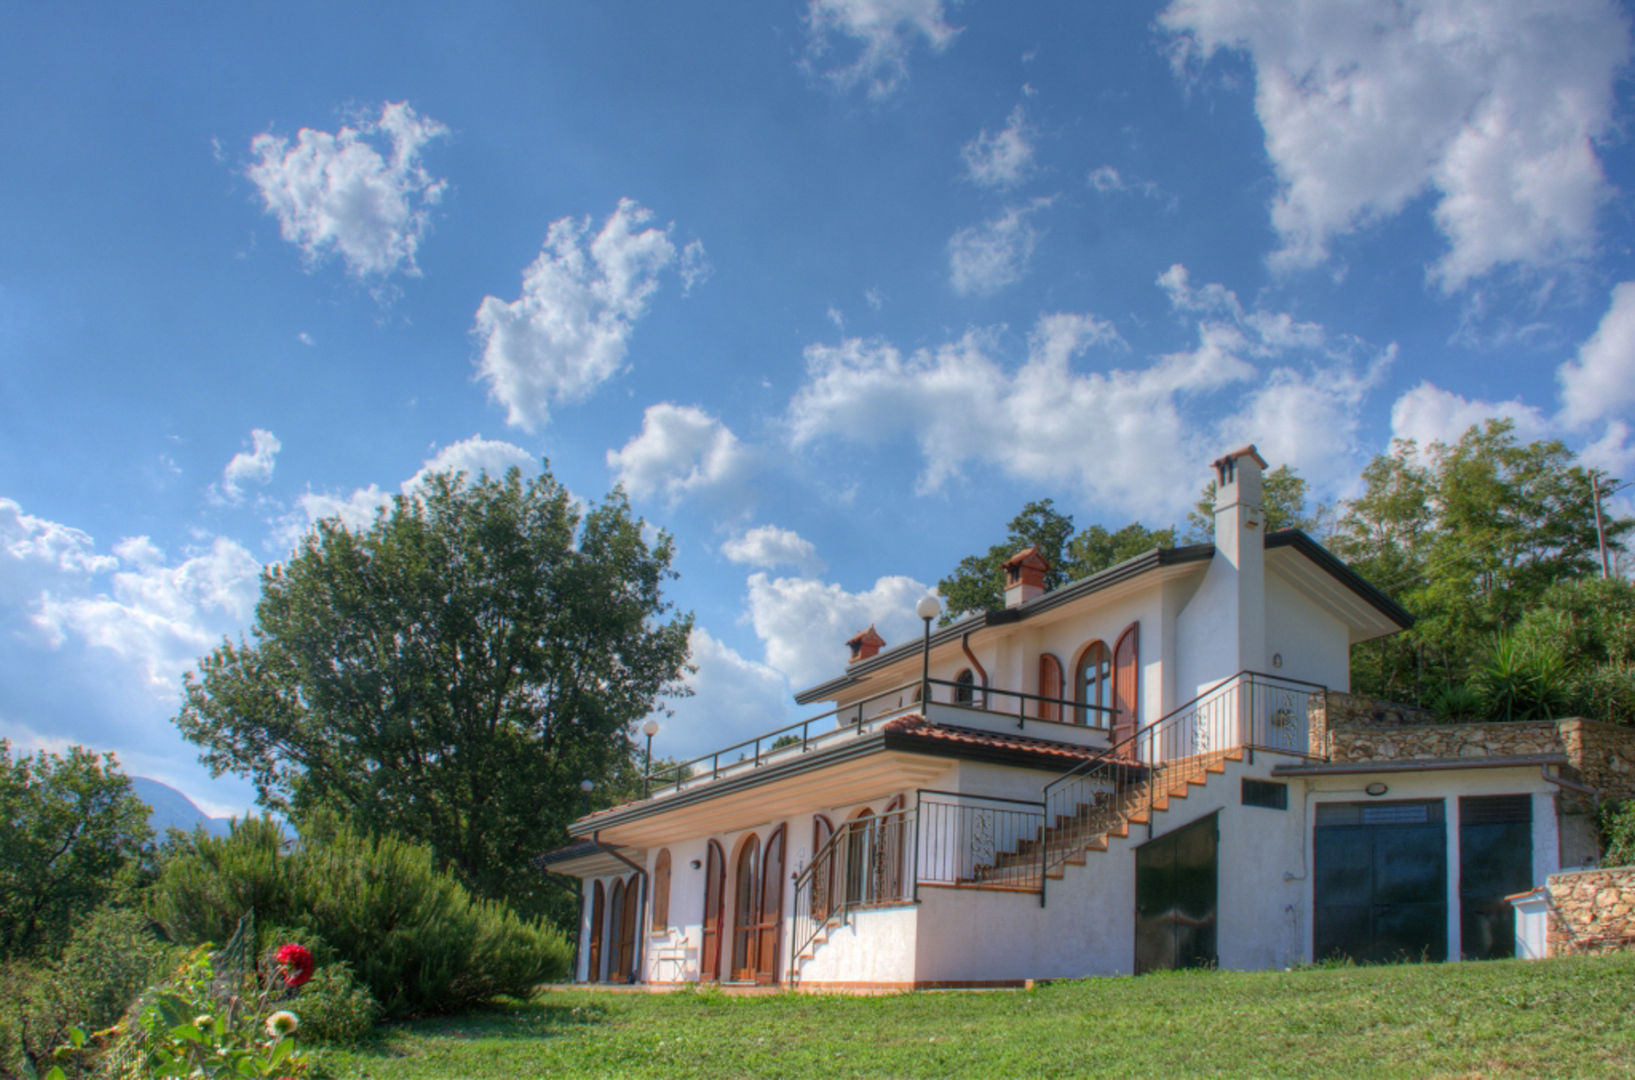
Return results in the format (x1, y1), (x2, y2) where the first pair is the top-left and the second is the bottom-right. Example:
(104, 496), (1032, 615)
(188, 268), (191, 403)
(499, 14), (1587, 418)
(319, 954), (1635, 1079)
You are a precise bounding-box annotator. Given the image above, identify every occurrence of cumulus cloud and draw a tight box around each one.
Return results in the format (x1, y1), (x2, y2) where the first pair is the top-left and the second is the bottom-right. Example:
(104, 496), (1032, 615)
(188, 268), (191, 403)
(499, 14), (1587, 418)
(407, 435), (537, 490)
(661, 628), (795, 758)
(246, 101), (449, 281)
(1559, 281), (1635, 429)
(474, 199), (687, 431)
(212, 429), (281, 505)
(745, 571), (930, 688)
(961, 106), (1034, 189)
(606, 404), (751, 504)
(803, 0), (961, 100)
(948, 200), (1050, 296)
(1, 498), (117, 581)
(788, 267), (1390, 516)
(722, 525), (825, 574)
(1390, 380), (1551, 452)
(1160, 0), (1629, 288)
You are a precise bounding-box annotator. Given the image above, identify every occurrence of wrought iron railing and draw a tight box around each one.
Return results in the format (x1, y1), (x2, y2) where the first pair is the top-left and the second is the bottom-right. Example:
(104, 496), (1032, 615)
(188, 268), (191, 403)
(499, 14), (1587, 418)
(1040, 671), (1326, 882)
(789, 806), (916, 977)
(915, 790), (1045, 893)
(924, 678), (1117, 731)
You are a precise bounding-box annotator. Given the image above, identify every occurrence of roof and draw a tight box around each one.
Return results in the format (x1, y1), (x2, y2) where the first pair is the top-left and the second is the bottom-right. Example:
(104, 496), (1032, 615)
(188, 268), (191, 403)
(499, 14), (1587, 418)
(796, 529), (1412, 704)
(1272, 753), (1567, 777)
(879, 715), (1105, 766)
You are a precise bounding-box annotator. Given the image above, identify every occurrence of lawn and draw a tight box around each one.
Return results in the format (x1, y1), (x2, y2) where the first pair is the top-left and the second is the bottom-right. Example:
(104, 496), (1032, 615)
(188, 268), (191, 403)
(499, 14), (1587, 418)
(317, 953), (1635, 1079)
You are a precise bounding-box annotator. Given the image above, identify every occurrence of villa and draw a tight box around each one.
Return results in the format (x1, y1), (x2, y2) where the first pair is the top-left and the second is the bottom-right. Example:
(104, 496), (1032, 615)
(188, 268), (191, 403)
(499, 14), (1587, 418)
(540, 446), (1598, 989)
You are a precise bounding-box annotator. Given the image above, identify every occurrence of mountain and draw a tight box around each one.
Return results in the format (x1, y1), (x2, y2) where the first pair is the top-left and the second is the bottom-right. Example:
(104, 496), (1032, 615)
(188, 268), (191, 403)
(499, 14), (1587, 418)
(130, 777), (236, 838)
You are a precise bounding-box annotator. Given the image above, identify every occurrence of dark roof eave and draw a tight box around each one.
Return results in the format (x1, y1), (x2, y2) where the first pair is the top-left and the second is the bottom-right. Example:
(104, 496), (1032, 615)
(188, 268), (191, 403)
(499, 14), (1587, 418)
(1272, 753), (1566, 777)
(1263, 529), (1415, 629)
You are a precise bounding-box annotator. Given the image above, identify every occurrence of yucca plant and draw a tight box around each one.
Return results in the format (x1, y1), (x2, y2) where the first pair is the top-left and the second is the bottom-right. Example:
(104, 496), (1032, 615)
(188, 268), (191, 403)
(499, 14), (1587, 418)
(1470, 633), (1572, 723)
(1427, 682), (1485, 722)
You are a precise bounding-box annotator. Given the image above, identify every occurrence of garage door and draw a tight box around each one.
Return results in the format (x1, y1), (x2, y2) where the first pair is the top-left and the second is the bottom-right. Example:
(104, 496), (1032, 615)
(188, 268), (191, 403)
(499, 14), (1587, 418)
(1314, 800), (1446, 964)
(1134, 813), (1218, 974)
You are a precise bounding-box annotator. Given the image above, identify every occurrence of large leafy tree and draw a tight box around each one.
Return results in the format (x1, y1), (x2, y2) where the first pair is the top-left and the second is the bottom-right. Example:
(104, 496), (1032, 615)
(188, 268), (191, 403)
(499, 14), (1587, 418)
(1332, 420), (1629, 701)
(0, 742), (153, 958)
(174, 466), (693, 919)
(937, 499), (1176, 621)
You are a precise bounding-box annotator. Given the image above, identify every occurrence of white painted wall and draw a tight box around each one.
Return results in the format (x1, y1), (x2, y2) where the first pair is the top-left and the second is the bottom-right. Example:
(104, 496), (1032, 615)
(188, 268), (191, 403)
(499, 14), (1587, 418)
(795, 905), (919, 985)
(1264, 572), (1350, 692)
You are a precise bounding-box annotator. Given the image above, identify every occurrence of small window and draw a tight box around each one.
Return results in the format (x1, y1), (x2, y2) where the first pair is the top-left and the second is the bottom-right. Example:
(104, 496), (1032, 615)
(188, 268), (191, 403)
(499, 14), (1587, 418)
(1241, 779), (1288, 810)
(954, 669), (975, 704)
(651, 848), (672, 932)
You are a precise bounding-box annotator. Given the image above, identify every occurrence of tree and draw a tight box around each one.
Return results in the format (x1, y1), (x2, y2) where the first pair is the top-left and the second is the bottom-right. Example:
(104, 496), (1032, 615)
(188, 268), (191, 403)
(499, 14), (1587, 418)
(937, 500), (1177, 621)
(1332, 420), (1630, 702)
(1187, 464), (1327, 540)
(0, 741), (153, 958)
(174, 466), (693, 921)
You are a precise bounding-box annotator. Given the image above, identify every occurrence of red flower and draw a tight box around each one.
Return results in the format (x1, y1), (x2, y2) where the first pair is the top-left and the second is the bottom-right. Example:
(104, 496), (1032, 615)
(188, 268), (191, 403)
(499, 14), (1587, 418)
(274, 943), (314, 989)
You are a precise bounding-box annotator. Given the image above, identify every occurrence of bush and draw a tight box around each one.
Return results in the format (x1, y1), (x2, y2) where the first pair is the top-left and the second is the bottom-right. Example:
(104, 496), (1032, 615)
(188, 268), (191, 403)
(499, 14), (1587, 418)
(1427, 682), (1484, 722)
(288, 962), (377, 1046)
(1470, 633), (1573, 722)
(0, 905), (173, 1077)
(1603, 800), (1635, 868)
(151, 818), (570, 1018)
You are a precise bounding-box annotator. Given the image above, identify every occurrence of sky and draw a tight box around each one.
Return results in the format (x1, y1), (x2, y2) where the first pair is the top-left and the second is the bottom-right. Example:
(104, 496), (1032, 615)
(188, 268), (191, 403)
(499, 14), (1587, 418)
(5, 0), (1635, 816)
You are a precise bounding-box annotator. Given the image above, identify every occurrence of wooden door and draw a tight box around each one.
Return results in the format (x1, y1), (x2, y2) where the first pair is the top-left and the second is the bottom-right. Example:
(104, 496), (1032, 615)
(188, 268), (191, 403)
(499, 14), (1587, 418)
(1112, 623), (1139, 746)
(812, 817), (834, 922)
(587, 880), (605, 982)
(731, 834), (760, 981)
(755, 826), (786, 984)
(701, 840), (725, 980)
(619, 874), (640, 982)
(608, 879), (627, 981)
(1037, 653), (1063, 720)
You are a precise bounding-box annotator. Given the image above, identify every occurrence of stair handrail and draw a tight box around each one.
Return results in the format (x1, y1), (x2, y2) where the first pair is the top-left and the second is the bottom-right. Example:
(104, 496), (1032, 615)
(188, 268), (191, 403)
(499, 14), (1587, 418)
(788, 805), (915, 983)
(1039, 670), (1326, 881)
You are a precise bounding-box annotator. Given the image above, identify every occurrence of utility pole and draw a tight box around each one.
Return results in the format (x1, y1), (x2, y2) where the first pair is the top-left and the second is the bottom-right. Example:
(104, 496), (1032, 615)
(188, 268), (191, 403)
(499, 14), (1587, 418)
(1594, 472), (1611, 579)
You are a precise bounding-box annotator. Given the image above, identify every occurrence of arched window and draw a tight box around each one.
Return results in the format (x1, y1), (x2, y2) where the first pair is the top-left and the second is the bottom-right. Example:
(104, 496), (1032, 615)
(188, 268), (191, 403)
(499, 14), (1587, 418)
(812, 816), (835, 923)
(844, 807), (872, 906)
(618, 873), (639, 981)
(954, 668), (975, 704)
(1112, 622), (1139, 745)
(1076, 640), (1111, 727)
(608, 878), (628, 982)
(701, 840), (726, 981)
(651, 849), (672, 933)
(731, 834), (761, 981)
(587, 880), (605, 982)
(1037, 653), (1064, 721)
(755, 825), (786, 984)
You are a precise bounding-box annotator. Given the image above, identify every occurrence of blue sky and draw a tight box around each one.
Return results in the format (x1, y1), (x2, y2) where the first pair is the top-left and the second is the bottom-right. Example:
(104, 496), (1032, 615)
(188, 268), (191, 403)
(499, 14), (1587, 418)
(5, 0), (1635, 815)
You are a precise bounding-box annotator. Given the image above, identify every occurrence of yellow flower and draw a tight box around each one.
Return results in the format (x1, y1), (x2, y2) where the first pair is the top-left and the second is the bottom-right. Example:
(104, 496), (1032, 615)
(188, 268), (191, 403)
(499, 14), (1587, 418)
(264, 1010), (299, 1038)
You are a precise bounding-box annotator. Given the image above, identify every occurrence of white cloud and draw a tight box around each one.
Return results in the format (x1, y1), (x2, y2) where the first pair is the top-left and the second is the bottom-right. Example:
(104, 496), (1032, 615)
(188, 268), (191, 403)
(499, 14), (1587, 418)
(1088, 165), (1161, 199)
(473, 199), (683, 431)
(961, 106), (1034, 189)
(864, 287), (884, 310)
(1390, 380), (1551, 453)
(246, 101), (449, 281)
(606, 404), (751, 503)
(948, 200), (1049, 296)
(213, 428), (281, 505)
(680, 239), (712, 295)
(788, 267), (1390, 517)
(745, 571), (930, 688)
(1160, 0), (1630, 288)
(722, 525), (825, 574)
(407, 435), (536, 490)
(0, 498), (117, 579)
(803, 0), (961, 100)
(661, 628), (794, 758)
(1559, 281), (1635, 428)
(296, 332), (315, 347)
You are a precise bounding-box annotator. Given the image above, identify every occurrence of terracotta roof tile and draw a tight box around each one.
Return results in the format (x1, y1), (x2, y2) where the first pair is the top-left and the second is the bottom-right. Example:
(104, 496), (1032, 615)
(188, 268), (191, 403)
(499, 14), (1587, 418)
(881, 714), (1106, 762)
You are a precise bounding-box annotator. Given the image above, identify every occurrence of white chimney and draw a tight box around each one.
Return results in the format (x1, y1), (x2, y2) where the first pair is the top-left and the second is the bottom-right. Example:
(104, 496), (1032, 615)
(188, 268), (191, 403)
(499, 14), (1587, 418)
(1210, 445), (1268, 675)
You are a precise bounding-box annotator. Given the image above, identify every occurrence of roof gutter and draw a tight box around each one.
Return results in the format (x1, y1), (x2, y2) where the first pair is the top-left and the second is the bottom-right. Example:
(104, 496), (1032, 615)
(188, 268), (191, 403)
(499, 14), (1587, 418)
(961, 630), (989, 708)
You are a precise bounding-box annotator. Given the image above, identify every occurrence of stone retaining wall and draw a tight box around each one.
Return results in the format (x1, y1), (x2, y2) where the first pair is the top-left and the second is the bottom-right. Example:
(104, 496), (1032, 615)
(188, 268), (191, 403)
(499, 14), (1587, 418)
(1546, 867), (1635, 956)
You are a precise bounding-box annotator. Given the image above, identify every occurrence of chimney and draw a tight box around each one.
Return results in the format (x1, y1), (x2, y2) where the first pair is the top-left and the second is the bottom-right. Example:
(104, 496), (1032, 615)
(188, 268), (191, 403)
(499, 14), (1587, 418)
(1210, 444), (1269, 673)
(847, 625), (886, 663)
(1002, 546), (1050, 608)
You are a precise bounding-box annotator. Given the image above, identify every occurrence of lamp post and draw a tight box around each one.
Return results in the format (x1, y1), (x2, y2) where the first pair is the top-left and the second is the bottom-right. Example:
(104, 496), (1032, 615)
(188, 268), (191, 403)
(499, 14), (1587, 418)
(579, 778), (594, 817)
(915, 595), (941, 710)
(641, 718), (661, 796)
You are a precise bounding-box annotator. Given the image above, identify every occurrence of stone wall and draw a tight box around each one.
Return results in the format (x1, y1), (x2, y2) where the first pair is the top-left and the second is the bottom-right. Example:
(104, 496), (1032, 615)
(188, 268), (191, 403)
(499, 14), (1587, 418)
(1546, 867), (1635, 956)
(1328, 716), (1565, 764)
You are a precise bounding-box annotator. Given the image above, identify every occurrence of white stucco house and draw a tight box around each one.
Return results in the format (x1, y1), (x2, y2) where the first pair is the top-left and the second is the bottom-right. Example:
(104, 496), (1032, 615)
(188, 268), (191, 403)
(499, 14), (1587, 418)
(541, 446), (1574, 989)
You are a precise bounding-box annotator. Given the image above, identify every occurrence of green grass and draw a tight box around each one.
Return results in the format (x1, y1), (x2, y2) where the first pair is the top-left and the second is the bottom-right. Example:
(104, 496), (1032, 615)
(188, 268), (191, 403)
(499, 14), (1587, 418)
(316, 953), (1635, 1079)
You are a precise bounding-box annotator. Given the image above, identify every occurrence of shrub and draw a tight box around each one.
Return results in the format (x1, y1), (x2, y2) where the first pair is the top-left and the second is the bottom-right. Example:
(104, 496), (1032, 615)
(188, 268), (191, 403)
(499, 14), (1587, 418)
(1470, 633), (1572, 722)
(290, 962), (378, 1045)
(1427, 682), (1484, 722)
(0, 905), (173, 1078)
(1603, 800), (1635, 868)
(151, 818), (570, 1017)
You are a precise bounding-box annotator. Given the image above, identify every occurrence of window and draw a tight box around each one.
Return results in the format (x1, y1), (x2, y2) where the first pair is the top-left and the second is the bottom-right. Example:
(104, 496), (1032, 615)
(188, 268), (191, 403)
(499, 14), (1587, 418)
(1076, 640), (1110, 725)
(1037, 653), (1064, 721)
(954, 668), (975, 704)
(651, 849), (672, 932)
(1241, 779), (1288, 810)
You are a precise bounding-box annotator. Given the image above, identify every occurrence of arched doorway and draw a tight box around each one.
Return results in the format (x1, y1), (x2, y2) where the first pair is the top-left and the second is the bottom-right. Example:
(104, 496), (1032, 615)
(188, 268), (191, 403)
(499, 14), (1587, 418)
(701, 839), (726, 981)
(587, 880), (605, 982)
(730, 833), (760, 981)
(1112, 623), (1139, 746)
(608, 878), (627, 982)
(616, 873), (639, 982)
(812, 816), (835, 923)
(754, 825), (786, 984)
(1075, 640), (1111, 728)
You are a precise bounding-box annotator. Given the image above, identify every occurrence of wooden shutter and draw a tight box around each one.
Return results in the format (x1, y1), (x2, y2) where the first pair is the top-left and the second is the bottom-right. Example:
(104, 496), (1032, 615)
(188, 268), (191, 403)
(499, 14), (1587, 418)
(1113, 622), (1139, 746)
(587, 880), (605, 983)
(702, 840), (725, 981)
(652, 849), (672, 932)
(756, 826), (786, 984)
(812, 816), (835, 923)
(732, 835), (760, 981)
(1037, 653), (1063, 720)
(608, 879), (628, 981)
(619, 874), (640, 981)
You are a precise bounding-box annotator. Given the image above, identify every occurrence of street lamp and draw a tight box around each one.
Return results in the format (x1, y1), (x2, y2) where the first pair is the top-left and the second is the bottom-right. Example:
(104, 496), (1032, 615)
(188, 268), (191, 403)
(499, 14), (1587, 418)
(915, 595), (941, 709)
(641, 718), (661, 796)
(579, 778), (594, 817)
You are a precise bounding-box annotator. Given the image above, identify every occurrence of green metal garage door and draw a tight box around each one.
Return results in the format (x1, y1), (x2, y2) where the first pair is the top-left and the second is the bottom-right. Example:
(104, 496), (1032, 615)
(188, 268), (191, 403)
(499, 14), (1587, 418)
(1314, 800), (1447, 964)
(1134, 813), (1218, 974)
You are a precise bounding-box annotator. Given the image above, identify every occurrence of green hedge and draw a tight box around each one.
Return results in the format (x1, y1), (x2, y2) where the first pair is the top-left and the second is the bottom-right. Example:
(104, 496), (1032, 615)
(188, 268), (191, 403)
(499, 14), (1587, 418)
(151, 817), (570, 1017)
